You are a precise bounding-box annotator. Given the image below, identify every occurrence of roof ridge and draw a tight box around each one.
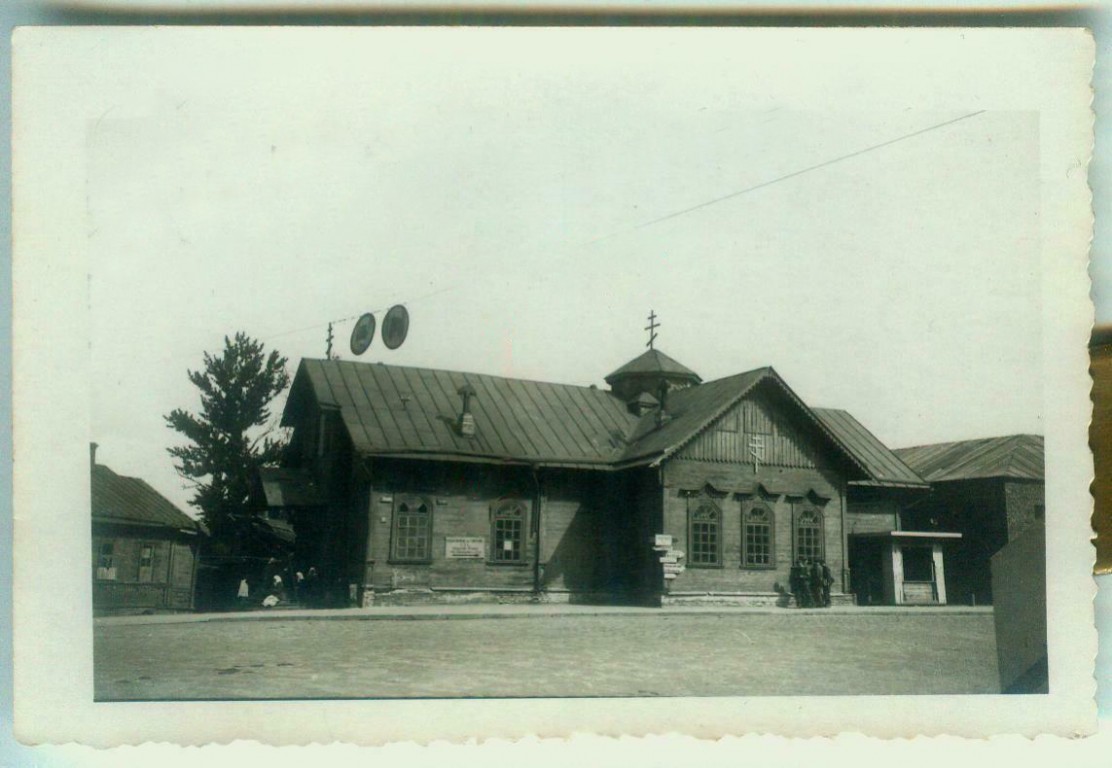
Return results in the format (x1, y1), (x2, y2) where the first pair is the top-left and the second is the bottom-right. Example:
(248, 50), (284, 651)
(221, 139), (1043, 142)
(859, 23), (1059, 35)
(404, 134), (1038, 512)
(894, 433), (1044, 452)
(692, 366), (773, 387)
(307, 357), (621, 395)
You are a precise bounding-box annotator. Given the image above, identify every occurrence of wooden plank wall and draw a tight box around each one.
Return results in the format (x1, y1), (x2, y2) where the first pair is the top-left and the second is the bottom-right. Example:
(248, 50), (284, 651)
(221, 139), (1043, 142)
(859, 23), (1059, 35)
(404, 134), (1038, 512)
(680, 391), (827, 468)
(363, 460), (617, 597)
(660, 459), (844, 596)
(845, 498), (900, 535)
(91, 530), (191, 611)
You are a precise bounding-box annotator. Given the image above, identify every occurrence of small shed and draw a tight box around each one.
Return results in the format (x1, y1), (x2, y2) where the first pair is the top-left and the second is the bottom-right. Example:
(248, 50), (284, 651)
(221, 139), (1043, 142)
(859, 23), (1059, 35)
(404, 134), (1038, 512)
(91, 445), (205, 614)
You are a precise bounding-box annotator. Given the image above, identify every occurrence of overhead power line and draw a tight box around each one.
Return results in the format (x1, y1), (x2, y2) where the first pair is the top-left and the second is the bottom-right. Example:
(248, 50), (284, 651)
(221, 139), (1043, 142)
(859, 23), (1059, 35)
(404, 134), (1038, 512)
(261, 110), (987, 345)
(587, 110), (987, 245)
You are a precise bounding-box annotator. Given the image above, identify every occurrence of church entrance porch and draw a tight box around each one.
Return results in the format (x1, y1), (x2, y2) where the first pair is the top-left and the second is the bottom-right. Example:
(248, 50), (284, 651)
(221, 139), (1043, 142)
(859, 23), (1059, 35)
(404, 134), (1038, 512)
(850, 531), (962, 606)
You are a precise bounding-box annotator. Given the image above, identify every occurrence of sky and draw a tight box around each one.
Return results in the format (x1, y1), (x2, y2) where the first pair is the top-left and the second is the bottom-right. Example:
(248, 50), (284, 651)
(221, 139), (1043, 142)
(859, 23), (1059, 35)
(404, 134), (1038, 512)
(80, 28), (1046, 514)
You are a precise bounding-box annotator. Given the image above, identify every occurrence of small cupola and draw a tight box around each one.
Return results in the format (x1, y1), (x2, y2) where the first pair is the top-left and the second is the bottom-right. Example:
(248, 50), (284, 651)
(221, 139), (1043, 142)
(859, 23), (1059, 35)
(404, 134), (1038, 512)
(456, 383), (477, 437)
(605, 348), (702, 404)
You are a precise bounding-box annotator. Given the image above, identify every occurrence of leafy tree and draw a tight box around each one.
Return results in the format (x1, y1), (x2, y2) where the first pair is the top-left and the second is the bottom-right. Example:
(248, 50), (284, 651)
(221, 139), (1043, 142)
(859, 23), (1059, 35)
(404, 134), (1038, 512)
(165, 332), (291, 543)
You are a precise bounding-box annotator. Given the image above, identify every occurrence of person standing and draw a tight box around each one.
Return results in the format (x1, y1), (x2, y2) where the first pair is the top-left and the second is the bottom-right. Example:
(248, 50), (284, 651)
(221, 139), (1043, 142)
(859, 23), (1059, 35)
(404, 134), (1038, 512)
(809, 558), (825, 609)
(790, 558), (807, 608)
(293, 570), (305, 605)
(820, 559), (834, 607)
(305, 566), (320, 608)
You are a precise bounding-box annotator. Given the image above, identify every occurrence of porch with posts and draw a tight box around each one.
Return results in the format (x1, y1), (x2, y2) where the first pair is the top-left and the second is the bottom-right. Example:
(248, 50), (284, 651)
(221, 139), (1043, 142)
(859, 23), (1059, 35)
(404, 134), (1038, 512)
(850, 531), (962, 606)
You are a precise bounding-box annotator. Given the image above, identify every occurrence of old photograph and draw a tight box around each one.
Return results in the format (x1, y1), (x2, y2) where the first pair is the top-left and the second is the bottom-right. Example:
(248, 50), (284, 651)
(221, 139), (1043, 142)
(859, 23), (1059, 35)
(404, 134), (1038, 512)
(12, 26), (1095, 742)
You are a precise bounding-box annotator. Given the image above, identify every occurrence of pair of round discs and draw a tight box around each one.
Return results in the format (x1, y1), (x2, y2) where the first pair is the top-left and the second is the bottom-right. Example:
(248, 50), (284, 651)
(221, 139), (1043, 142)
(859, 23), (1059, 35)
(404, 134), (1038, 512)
(350, 305), (408, 355)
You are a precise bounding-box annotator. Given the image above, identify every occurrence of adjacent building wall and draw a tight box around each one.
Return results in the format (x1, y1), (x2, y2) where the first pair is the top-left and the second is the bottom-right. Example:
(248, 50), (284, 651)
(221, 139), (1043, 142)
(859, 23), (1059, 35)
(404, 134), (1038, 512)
(991, 523), (1047, 693)
(91, 525), (199, 613)
(1003, 479), (1045, 541)
(899, 477), (1045, 606)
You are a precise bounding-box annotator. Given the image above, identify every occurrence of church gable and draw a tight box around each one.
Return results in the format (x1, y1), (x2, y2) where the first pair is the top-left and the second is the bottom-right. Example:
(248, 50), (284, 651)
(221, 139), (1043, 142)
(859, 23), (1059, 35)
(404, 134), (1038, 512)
(678, 385), (832, 469)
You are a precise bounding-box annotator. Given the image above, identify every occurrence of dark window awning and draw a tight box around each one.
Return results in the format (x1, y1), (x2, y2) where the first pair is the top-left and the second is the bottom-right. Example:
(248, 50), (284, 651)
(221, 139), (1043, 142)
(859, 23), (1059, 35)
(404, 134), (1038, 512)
(259, 468), (325, 508)
(251, 516), (297, 544)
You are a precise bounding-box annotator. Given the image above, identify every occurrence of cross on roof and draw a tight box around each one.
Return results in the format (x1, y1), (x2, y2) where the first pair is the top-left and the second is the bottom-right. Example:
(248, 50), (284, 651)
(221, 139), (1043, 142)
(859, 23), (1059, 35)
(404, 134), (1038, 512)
(644, 310), (660, 350)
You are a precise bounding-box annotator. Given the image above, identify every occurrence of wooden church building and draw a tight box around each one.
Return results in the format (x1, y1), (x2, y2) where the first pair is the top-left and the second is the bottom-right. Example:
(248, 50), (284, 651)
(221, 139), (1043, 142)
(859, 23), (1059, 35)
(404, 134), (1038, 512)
(267, 346), (960, 607)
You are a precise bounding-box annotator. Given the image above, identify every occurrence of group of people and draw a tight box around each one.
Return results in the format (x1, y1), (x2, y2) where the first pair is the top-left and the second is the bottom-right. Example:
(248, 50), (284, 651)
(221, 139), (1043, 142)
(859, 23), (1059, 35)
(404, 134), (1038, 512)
(789, 557), (834, 608)
(236, 562), (323, 609)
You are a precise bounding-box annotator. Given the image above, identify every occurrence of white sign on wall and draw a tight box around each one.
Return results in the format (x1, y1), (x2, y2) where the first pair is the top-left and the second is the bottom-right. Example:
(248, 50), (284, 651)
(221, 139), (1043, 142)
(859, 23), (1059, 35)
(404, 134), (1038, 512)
(445, 536), (485, 559)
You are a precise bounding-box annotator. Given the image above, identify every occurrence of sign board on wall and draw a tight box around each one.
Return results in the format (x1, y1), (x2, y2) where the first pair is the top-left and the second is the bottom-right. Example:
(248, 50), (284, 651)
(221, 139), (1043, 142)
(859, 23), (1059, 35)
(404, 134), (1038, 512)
(445, 536), (485, 559)
(654, 534), (673, 549)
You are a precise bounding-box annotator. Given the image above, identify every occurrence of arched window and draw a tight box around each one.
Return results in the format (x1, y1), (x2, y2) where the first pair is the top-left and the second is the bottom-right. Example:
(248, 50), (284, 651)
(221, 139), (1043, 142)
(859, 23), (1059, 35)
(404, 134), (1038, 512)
(794, 507), (824, 562)
(742, 504), (775, 568)
(491, 501), (527, 563)
(391, 496), (432, 562)
(689, 502), (722, 567)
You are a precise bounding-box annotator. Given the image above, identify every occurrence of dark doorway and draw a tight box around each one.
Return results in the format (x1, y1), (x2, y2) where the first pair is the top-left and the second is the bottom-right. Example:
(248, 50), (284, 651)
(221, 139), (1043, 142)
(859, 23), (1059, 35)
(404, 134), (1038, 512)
(848, 537), (885, 606)
(901, 546), (934, 582)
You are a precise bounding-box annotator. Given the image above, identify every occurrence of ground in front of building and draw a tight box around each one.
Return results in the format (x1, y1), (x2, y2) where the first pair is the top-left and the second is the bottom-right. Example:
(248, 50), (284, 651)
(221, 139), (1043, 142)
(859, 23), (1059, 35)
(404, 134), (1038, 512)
(94, 607), (999, 700)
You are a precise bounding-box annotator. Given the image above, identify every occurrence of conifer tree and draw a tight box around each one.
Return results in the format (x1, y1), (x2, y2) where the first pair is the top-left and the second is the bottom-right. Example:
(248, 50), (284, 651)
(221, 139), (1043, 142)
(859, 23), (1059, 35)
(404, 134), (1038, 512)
(165, 333), (290, 544)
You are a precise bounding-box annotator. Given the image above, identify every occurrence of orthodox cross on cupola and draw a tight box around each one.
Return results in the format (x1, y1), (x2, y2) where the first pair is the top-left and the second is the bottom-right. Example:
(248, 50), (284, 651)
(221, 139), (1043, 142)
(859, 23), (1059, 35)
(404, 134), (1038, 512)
(644, 310), (660, 350)
(748, 435), (766, 474)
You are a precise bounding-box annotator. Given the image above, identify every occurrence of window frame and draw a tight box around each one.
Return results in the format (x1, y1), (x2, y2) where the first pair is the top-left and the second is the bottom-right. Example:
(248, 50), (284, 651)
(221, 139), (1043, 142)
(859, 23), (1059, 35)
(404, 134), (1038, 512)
(741, 502), (776, 569)
(793, 505), (825, 562)
(317, 410), (334, 457)
(688, 499), (724, 568)
(137, 542), (155, 583)
(95, 540), (117, 581)
(489, 500), (529, 566)
(389, 494), (434, 564)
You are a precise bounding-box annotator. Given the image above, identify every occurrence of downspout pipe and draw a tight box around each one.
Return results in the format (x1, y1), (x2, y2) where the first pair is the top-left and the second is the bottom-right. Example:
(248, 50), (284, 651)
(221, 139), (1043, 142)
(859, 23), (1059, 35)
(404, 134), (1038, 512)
(530, 464), (543, 598)
(841, 477), (850, 595)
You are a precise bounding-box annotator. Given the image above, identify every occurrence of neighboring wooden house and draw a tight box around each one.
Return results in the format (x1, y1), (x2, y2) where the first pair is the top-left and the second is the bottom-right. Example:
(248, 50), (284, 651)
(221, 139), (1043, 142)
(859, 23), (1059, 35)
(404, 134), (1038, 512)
(894, 434), (1045, 606)
(91, 444), (205, 614)
(271, 349), (962, 607)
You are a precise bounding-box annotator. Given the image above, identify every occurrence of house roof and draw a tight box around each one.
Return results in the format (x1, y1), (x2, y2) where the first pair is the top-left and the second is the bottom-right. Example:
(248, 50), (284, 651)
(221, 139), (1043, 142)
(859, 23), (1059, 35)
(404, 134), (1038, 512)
(604, 349), (702, 385)
(91, 464), (203, 532)
(287, 358), (639, 466)
(893, 434), (1045, 482)
(812, 409), (929, 488)
(617, 368), (768, 464)
(616, 368), (873, 480)
(285, 359), (901, 485)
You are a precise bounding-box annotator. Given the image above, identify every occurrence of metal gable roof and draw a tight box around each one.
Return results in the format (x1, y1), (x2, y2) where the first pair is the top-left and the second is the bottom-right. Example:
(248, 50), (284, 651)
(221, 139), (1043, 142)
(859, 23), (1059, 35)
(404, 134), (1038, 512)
(893, 434), (1045, 482)
(812, 408), (929, 488)
(618, 368), (874, 482)
(286, 359), (909, 486)
(617, 368), (768, 464)
(92, 464), (202, 532)
(293, 359), (639, 466)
